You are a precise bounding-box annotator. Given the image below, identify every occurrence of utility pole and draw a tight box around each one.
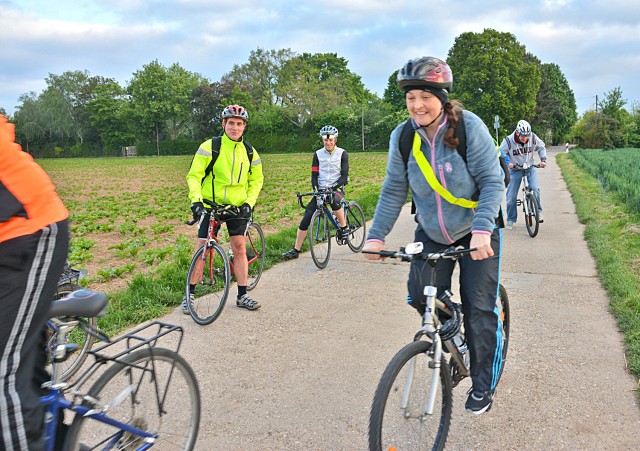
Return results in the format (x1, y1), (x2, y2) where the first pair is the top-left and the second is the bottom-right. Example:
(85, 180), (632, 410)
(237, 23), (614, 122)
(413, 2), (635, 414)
(595, 94), (598, 126)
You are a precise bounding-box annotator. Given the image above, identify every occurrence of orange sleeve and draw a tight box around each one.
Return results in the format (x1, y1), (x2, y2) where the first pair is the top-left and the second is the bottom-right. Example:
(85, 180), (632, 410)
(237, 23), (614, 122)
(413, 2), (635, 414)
(0, 115), (68, 242)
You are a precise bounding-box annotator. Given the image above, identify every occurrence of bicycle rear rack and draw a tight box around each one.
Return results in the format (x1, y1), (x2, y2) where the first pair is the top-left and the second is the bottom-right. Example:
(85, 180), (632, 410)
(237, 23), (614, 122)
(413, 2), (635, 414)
(68, 321), (185, 391)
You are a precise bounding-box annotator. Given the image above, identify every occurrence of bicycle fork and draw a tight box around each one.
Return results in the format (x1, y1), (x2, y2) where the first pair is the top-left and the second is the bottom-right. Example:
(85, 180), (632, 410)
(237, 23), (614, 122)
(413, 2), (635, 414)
(401, 286), (443, 417)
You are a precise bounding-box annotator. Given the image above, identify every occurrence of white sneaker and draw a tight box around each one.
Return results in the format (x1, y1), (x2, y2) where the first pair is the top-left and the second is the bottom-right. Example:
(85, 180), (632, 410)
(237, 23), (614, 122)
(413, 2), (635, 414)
(539, 213), (544, 223)
(506, 220), (514, 229)
(181, 293), (194, 314)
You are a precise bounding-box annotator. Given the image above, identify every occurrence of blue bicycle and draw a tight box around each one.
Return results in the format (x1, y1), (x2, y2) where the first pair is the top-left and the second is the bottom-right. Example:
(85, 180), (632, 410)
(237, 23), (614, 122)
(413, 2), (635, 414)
(297, 188), (366, 269)
(42, 290), (201, 450)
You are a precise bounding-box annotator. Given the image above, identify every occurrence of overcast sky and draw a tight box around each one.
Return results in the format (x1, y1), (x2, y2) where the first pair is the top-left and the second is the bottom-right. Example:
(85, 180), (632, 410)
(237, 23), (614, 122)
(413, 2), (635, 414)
(1, 0), (638, 121)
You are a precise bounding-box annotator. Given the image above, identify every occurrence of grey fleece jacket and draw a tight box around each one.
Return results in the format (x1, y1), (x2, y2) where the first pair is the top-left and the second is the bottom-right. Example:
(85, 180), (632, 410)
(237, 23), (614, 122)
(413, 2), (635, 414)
(367, 110), (504, 245)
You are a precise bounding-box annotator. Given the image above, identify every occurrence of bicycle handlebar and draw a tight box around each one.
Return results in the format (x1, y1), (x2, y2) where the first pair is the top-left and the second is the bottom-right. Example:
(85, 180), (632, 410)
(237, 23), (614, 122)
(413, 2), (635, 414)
(296, 189), (334, 209)
(362, 245), (476, 262)
(185, 200), (240, 226)
(512, 163), (540, 170)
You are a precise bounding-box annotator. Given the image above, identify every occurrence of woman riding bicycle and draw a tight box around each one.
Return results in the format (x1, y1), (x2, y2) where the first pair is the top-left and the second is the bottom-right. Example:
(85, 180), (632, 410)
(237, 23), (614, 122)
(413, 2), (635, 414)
(282, 125), (350, 260)
(362, 57), (506, 415)
(499, 119), (548, 229)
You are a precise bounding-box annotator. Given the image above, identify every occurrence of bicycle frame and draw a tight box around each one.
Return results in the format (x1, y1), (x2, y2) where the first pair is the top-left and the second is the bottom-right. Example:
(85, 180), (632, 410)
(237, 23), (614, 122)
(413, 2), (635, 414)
(202, 215), (260, 275)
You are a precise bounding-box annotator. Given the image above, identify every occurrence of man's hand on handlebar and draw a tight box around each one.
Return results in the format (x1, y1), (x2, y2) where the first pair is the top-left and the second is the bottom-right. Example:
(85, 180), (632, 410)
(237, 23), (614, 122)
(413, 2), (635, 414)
(362, 240), (388, 261)
(469, 233), (494, 261)
(190, 202), (205, 220)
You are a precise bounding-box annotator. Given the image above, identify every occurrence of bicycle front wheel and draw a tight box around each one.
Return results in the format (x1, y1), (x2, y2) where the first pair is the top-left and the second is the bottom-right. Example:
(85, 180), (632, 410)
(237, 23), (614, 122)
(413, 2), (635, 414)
(369, 340), (452, 451)
(345, 201), (366, 252)
(246, 222), (265, 291)
(186, 243), (230, 325)
(309, 209), (332, 269)
(64, 347), (201, 450)
(46, 286), (96, 381)
(496, 284), (510, 384)
(524, 192), (539, 237)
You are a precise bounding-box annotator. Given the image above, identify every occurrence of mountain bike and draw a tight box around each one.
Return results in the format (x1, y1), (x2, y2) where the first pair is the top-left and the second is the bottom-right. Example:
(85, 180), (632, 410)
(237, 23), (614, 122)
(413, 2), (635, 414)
(185, 200), (265, 325)
(296, 188), (366, 269)
(365, 243), (510, 451)
(42, 289), (201, 450)
(46, 262), (92, 382)
(513, 163), (541, 238)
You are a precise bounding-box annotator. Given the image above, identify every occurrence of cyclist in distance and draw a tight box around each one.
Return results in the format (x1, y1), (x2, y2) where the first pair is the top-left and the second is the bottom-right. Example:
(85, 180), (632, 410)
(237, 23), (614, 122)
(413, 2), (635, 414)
(0, 114), (69, 450)
(282, 125), (350, 260)
(186, 105), (264, 311)
(362, 57), (505, 415)
(499, 119), (547, 229)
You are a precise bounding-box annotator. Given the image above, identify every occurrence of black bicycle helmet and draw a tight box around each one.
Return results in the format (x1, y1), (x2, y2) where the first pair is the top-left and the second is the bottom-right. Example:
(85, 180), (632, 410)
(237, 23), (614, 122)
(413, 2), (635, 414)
(397, 56), (453, 92)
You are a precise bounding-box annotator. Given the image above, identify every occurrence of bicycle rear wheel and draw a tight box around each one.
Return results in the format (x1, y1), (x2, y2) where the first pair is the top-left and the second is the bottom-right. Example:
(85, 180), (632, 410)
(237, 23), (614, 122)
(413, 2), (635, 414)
(64, 347), (201, 450)
(345, 201), (366, 252)
(186, 243), (230, 325)
(524, 192), (539, 237)
(46, 286), (96, 381)
(496, 284), (510, 384)
(309, 209), (331, 269)
(246, 222), (265, 291)
(369, 340), (452, 451)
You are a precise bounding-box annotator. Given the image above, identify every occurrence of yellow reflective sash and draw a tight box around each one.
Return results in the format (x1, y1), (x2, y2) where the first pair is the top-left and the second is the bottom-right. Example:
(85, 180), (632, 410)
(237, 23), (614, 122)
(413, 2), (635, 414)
(411, 133), (478, 209)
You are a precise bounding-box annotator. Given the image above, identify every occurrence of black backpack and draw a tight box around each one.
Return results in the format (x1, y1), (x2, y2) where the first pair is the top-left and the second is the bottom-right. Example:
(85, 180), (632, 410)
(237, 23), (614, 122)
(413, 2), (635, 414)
(398, 111), (509, 187)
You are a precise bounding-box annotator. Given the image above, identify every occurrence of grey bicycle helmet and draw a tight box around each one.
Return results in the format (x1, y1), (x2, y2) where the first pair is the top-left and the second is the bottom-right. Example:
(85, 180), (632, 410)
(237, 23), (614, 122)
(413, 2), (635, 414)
(222, 104), (249, 122)
(397, 57), (453, 92)
(319, 125), (339, 139)
(516, 119), (531, 136)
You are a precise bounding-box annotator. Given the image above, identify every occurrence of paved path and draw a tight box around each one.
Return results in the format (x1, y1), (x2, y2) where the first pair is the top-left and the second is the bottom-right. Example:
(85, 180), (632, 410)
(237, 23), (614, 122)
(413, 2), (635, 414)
(162, 148), (640, 450)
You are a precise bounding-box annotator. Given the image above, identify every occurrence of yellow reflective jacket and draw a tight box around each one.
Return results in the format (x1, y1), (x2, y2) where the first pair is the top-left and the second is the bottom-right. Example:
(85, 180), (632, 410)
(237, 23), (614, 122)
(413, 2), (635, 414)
(186, 133), (263, 207)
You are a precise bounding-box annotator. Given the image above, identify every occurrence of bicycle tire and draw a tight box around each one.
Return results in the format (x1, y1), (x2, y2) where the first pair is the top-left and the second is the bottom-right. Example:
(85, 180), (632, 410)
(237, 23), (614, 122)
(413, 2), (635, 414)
(186, 243), (230, 325)
(369, 340), (452, 451)
(246, 222), (265, 291)
(47, 286), (96, 381)
(496, 284), (510, 384)
(309, 209), (331, 269)
(524, 192), (539, 237)
(345, 201), (366, 252)
(64, 347), (201, 451)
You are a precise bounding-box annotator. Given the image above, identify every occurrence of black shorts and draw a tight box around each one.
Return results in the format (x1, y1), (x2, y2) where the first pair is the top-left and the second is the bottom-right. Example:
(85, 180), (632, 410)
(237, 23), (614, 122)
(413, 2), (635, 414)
(197, 213), (249, 239)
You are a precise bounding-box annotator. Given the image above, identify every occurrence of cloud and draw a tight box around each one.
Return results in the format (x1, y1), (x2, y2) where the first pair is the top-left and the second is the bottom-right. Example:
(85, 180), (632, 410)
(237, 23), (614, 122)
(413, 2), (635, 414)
(1, 1), (639, 116)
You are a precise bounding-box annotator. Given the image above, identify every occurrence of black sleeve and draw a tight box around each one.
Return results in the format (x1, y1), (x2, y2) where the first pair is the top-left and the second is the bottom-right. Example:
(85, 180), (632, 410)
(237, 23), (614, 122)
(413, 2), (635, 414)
(331, 151), (349, 189)
(311, 152), (319, 190)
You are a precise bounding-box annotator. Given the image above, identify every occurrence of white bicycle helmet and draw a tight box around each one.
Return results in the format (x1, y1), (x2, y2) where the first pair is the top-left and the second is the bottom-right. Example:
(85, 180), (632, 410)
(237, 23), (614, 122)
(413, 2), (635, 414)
(319, 125), (339, 139)
(516, 120), (531, 136)
(221, 104), (249, 122)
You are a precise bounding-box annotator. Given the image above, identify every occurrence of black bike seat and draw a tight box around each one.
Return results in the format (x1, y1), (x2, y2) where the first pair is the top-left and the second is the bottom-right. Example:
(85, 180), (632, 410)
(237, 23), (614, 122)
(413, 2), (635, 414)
(49, 289), (108, 318)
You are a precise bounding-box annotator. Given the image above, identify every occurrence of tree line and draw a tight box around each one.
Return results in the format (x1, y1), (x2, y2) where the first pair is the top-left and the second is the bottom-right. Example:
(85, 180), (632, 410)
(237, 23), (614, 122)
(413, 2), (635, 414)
(3, 29), (638, 158)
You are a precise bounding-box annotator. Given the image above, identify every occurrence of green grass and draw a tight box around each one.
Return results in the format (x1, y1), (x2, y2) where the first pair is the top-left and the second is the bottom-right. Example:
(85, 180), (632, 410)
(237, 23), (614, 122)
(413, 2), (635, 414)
(557, 152), (640, 389)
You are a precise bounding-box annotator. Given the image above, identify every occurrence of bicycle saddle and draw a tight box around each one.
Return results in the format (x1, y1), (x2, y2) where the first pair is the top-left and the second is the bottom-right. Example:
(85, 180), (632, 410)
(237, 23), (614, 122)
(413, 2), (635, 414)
(49, 289), (108, 318)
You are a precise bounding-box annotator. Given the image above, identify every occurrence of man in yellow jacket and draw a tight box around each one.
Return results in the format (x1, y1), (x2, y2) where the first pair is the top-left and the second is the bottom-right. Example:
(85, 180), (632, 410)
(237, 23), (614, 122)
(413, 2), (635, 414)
(185, 105), (264, 311)
(0, 114), (69, 450)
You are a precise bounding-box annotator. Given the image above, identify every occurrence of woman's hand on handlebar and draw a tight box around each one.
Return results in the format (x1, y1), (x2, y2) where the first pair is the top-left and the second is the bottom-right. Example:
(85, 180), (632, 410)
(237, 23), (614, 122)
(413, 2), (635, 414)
(362, 240), (388, 261)
(469, 233), (494, 261)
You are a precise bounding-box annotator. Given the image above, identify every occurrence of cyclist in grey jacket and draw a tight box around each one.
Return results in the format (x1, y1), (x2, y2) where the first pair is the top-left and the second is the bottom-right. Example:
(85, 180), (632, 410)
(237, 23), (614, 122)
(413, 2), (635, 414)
(499, 119), (547, 228)
(363, 57), (505, 415)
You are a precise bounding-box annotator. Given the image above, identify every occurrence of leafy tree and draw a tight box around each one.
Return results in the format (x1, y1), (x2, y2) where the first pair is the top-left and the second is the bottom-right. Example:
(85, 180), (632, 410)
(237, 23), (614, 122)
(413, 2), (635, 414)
(87, 81), (136, 153)
(191, 81), (228, 140)
(447, 29), (541, 136)
(275, 52), (365, 128)
(382, 70), (405, 112)
(533, 63), (577, 144)
(222, 48), (295, 109)
(165, 63), (204, 140)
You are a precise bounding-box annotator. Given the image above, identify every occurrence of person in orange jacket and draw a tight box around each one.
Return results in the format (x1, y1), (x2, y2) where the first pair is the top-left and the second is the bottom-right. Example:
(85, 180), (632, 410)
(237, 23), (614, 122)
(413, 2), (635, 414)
(0, 114), (69, 450)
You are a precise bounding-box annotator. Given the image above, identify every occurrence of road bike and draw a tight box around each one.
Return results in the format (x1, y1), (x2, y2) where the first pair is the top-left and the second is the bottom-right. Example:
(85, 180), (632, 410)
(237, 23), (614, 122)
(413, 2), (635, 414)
(513, 163), (541, 238)
(185, 200), (265, 325)
(42, 289), (201, 450)
(296, 189), (366, 269)
(365, 243), (510, 451)
(46, 262), (93, 382)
